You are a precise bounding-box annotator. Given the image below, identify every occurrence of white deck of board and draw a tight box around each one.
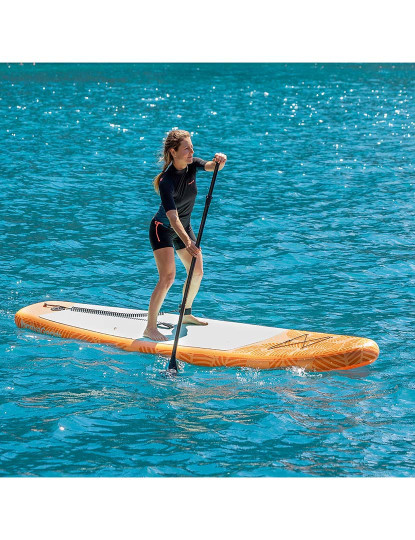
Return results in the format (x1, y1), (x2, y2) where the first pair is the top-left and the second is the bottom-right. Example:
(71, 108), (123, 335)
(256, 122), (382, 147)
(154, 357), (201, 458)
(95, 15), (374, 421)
(40, 303), (285, 351)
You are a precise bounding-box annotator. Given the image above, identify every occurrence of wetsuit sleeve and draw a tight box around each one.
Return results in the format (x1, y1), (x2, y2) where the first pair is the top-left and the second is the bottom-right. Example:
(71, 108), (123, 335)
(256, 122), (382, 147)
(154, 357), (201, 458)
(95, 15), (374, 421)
(193, 157), (208, 169)
(158, 177), (176, 213)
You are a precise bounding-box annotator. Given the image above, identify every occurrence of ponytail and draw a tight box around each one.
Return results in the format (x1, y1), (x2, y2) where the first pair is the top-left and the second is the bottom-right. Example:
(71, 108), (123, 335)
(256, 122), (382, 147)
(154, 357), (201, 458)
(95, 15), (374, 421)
(153, 154), (172, 193)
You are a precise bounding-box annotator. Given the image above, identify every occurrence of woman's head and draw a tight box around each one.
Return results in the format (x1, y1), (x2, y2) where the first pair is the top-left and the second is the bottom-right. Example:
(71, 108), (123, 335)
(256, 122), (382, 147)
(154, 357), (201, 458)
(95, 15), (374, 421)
(163, 129), (192, 163)
(153, 129), (192, 192)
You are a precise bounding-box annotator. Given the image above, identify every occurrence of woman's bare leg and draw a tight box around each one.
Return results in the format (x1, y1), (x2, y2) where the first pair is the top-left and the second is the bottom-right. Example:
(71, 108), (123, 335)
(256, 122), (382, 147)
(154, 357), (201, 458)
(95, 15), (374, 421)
(143, 247), (176, 341)
(176, 248), (208, 326)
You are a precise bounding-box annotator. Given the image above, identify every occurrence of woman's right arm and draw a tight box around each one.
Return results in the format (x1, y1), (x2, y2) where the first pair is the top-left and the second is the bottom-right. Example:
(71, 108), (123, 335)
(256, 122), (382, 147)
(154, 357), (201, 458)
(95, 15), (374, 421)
(166, 210), (200, 257)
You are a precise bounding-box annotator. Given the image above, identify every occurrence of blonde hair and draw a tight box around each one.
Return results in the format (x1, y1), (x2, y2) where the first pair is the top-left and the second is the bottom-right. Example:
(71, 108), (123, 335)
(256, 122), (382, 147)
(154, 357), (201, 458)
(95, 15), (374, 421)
(153, 129), (191, 192)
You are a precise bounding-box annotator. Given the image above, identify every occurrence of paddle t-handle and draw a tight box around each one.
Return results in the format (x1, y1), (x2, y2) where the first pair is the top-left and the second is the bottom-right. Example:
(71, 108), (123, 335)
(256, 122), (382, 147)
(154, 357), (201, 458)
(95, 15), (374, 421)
(168, 161), (221, 372)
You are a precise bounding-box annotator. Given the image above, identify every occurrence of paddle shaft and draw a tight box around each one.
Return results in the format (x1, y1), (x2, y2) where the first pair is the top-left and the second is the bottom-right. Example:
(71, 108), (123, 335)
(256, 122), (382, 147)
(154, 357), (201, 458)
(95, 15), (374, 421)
(168, 161), (220, 371)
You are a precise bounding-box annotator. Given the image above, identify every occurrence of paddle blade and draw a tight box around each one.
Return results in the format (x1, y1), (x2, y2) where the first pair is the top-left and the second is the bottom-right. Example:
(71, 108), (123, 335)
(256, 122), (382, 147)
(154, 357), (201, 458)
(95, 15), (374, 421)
(168, 354), (178, 372)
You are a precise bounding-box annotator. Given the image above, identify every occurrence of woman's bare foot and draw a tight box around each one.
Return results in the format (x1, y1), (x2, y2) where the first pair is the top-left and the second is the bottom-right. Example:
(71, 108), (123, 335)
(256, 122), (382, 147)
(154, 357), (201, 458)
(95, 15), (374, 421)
(143, 327), (169, 341)
(182, 314), (208, 326)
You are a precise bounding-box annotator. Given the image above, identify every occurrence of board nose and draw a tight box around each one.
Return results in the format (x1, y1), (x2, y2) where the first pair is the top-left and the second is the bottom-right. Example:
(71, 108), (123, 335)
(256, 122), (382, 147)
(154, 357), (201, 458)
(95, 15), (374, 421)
(362, 338), (380, 363)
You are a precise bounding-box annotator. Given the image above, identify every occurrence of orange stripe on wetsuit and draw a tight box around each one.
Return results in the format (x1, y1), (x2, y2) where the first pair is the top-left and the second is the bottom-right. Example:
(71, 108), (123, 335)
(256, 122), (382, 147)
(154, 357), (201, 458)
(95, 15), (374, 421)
(154, 221), (163, 243)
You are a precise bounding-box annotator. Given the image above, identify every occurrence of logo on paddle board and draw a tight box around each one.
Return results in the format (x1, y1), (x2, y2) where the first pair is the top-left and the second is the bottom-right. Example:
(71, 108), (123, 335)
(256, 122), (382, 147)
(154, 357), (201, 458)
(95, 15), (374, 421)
(20, 320), (62, 339)
(268, 334), (332, 350)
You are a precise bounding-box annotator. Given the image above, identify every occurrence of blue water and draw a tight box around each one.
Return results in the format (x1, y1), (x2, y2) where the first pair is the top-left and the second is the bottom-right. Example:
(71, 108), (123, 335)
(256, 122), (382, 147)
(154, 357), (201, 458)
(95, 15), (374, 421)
(1, 63), (415, 477)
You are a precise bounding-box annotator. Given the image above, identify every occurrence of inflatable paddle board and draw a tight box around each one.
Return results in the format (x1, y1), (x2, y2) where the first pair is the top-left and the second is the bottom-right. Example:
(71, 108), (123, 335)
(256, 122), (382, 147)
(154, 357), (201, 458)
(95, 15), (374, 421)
(15, 301), (379, 371)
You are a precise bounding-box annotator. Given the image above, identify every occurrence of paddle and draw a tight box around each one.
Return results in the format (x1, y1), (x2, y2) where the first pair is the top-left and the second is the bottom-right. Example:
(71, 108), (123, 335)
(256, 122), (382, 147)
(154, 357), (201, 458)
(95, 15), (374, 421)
(168, 161), (220, 372)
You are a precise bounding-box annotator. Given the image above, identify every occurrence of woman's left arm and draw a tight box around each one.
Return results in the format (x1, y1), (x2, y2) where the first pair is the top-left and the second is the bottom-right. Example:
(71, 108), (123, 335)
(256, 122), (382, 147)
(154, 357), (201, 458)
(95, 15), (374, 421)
(204, 153), (227, 172)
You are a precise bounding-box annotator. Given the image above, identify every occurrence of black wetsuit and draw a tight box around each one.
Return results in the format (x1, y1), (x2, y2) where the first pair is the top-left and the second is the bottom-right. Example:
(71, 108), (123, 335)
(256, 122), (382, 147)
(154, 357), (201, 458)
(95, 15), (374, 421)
(149, 157), (207, 251)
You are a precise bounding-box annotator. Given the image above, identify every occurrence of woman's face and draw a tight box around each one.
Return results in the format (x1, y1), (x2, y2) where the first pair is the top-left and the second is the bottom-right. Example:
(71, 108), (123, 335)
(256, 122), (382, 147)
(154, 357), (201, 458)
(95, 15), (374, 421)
(172, 137), (194, 165)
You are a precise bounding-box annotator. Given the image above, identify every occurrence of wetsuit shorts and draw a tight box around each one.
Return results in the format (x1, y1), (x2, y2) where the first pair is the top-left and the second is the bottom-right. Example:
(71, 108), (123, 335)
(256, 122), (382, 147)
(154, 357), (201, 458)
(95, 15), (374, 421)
(149, 218), (196, 251)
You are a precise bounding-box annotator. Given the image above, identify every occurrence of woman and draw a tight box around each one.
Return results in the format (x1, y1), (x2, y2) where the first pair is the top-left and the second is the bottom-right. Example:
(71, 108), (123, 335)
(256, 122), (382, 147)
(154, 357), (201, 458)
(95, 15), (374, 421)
(143, 130), (227, 341)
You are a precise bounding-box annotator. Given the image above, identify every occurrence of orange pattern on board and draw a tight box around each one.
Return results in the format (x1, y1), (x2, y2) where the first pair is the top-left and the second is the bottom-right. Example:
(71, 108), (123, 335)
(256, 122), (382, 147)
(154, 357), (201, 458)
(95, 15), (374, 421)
(15, 302), (379, 372)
